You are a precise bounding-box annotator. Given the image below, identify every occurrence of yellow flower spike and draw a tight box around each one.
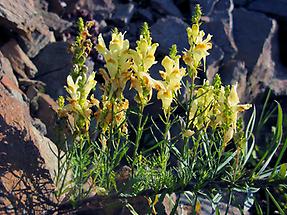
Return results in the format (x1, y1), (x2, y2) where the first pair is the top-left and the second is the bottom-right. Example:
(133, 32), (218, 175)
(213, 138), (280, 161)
(130, 23), (159, 105)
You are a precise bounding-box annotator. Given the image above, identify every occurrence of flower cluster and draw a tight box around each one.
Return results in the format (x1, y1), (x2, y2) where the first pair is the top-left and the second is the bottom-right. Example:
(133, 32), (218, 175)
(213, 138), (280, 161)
(156, 45), (186, 115)
(58, 8), (251, 147)
(183, 6), (212, 76)
(130, 22), (159, 106)
(188, 75), (251, 144)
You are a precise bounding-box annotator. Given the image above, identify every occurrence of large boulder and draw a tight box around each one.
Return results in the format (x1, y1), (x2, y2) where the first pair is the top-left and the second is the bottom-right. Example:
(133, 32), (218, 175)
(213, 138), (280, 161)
(203, 0), (238, 63)
(248, 0), (287, 19)
(0, 39), (38, 79)
(232, 8), (279, 100)
(151, 16), (189, 55)
(33, 42), (72, 99)
(151, 0), (182, 18)
(0, 54), (58, 213)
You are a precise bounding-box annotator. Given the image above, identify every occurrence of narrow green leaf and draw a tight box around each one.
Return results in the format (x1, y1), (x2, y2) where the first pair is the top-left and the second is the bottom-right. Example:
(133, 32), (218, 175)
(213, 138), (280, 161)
(266, 189), (286, 215)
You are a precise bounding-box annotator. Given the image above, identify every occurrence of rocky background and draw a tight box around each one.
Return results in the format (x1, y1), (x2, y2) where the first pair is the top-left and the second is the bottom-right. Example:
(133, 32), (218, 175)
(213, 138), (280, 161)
(0, 0), (287, 213)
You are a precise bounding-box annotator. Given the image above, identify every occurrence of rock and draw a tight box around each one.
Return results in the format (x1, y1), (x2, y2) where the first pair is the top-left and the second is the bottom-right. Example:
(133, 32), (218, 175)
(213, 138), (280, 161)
(233, 0), (247, 6)
(0, 78), (58, 213)
(203, 0), (237, 62)
(32, 118), (48, 136)
(0, 51), (18, 87)
(0, 0), (53, 57)
(219, 60), (248, 101)
(112, 3), (135, 24)
(233, 8), (281, 100)
(248, 0), (287, 19)
(206, 44), (224, 81)
(48, 0), (65, 14)
(34, 93), (63, 144)
(189, 0), (220, 16)
(41, 11), (72, 35)
(78, 0), (115, 20)
(233, 9), (274, 71)
(0, 39), (38, 78)
(151, 0), (182, 18)
(136, 8), (153, 23)
(33, 42), (72, 99)
(151, 17), (189, 55)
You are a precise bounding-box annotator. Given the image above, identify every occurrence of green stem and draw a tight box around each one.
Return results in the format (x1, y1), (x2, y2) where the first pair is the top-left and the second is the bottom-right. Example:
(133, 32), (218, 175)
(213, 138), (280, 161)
(133, 104), (144, 164)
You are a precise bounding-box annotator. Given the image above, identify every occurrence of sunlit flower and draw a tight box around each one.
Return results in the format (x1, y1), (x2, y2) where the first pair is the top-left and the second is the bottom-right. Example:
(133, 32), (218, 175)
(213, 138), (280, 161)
(183, 23), (212, 74)
(130, 23), (159, 105)
(96, 30), (132, 98)
(157, 54), (186, 115)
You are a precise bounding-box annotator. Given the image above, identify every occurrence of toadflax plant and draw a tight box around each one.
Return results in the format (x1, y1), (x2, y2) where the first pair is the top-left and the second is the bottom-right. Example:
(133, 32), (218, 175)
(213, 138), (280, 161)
(55, 5), (287, 214)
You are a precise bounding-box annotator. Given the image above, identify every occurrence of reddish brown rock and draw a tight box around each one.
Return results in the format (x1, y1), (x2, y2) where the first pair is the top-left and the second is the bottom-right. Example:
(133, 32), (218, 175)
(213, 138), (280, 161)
(1, 39), (38, 78)
(0, 51), (18, 87)
(0, 55), (58, 213)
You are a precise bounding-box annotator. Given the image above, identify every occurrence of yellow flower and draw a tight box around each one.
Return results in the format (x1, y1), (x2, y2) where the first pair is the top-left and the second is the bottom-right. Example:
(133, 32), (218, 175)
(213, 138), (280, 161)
(130, 29), (159, 105)
(183, 23), (212, 72)
(96, 31), (132, 98)
(157, 55), (186, 115)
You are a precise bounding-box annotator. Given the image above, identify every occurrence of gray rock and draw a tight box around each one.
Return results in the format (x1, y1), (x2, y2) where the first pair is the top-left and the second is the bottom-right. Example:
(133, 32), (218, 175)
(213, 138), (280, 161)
(219, 60), (248, 101)
(33, 42), (72, 99)
(189, 0), (220, 16)
(32, 118), (47, 136)
(151, 0), (182, 18)
(83, 0), (115, 20)
(112, 3), (135, 24)
(233, 0), (247, 6)
(136, 8), (153, 22)
(151, 16), (189, 55)
(233, 8), (282, 100)
(233, 9), (274, 71)
(248, 0), (287, 19)
(206, 44), (224, 81)
(41, 11), (72, 34)
(0, 0), (53, 58)
(203, 0), (237, 62)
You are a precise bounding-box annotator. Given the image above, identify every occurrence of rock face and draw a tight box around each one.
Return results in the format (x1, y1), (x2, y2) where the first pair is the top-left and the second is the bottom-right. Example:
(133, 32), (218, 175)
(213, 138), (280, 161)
(151, 17), (189, 55)
(233, 8), (277, 100)
(248, 0), (287, 19)
(0, 0), (53, 57)
(33, 42), (72, 99)
(0, 55), (58, 213)
(1, 39), (38, 79)
(203, 0), (237, 62)
(151, 0), (182, 18)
